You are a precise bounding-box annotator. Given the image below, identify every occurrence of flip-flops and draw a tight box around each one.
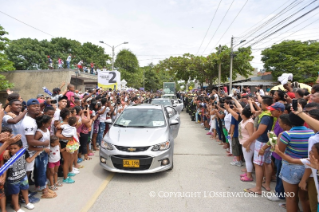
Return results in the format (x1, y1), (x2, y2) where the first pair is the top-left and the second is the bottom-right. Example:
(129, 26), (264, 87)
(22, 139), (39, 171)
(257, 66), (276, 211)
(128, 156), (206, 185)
(240, 176), (253, 182)
(262, 185), (271, 192)
(243, 188), (261, 195)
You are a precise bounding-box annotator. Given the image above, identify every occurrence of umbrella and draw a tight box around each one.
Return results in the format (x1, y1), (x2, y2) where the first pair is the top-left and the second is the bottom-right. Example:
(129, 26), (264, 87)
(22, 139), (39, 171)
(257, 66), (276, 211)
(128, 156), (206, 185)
(270, 83), (312, 92)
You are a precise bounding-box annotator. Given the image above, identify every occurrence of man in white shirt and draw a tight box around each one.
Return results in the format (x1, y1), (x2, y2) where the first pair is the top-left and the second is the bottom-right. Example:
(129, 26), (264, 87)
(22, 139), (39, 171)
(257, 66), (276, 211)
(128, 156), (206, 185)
(97, 98), (113, 146)
(66, 54), (71, 69)
(212, 90), (219, 103)
(2, 99), (27, 136)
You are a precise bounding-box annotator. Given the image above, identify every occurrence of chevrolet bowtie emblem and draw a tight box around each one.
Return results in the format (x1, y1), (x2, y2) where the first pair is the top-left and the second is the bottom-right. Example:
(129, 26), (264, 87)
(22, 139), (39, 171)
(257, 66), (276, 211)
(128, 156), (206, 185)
(127, 147), (136, 152)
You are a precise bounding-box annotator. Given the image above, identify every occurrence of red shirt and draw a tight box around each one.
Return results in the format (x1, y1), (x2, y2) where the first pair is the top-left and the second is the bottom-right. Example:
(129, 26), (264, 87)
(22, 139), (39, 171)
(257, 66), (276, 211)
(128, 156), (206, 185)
(287, 91), (295, 99)
(90, 63), (94, 68)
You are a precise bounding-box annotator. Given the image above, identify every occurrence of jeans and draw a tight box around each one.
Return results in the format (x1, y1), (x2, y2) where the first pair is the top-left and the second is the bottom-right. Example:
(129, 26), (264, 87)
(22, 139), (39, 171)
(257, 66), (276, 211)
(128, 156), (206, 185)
(275, 159), (285, 199)
(97, 122), (106, 146)
(195, 112), (199, 122)
(67, 61), (70, 69)
(216, 119), (222, 141)
(34, 152), (48, 190)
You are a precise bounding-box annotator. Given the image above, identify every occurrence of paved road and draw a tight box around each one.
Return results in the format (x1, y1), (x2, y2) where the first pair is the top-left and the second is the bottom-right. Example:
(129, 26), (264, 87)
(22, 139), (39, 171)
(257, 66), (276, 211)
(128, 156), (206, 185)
(10, 111), (285, 212)
(89, 111), (285, 212)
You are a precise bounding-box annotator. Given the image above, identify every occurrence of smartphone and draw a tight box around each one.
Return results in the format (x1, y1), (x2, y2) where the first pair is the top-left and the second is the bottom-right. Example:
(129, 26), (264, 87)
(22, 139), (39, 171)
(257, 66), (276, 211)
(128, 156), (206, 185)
(292, 99), (298, 111)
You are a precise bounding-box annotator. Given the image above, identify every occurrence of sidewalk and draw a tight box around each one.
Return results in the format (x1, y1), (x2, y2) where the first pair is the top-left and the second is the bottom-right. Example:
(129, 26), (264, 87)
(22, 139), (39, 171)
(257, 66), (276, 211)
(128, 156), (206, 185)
(6, 153), (112, 212)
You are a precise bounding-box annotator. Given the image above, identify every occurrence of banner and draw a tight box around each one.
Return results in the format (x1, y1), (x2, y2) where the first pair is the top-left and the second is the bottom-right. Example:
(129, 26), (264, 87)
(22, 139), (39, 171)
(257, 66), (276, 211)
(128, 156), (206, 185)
(0, 147), (26, 176)
(98, 71), (121, 90)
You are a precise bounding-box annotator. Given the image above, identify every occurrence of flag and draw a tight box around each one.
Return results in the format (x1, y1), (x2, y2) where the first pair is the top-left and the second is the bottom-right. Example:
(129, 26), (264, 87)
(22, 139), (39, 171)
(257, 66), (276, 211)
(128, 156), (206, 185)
(0, 148), (26, 176)
(42, 87), (52, 96)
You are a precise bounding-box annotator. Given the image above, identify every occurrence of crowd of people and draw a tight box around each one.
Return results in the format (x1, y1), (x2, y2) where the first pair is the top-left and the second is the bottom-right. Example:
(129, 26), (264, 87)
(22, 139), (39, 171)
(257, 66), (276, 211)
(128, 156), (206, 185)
(0, 85), (160, 212)
(46, 54), (110, 74)
(183, 82), (319, 212)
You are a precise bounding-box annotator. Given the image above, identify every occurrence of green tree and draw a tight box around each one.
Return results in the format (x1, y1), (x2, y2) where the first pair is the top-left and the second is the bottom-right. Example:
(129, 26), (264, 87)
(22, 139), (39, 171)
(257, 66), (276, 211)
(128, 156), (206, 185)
(6, 37), (111, 70)
(261, 40), (319, 83)
(0, 25), (14, 90)
(114, 49), (140, 87)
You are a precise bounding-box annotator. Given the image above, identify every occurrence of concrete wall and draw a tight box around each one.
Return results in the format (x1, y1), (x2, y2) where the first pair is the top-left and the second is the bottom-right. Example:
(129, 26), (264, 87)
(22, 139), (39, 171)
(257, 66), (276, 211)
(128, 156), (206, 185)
(1, 69), (97, 104)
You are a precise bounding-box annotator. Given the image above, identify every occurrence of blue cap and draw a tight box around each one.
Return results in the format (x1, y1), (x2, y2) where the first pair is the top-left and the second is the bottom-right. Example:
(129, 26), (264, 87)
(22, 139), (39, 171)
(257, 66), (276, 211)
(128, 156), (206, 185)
(26, 98), (40, 106)
(267, 102), (285, 112)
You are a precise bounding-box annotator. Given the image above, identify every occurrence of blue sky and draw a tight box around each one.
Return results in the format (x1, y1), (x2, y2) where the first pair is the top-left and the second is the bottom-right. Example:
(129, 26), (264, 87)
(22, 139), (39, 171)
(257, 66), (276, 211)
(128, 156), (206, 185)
(1, 0), (318, 70)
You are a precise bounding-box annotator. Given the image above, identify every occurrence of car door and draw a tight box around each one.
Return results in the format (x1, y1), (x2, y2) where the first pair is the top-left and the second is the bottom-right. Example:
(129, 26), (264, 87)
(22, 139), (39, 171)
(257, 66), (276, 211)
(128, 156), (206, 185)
(165, 106), (179, 139)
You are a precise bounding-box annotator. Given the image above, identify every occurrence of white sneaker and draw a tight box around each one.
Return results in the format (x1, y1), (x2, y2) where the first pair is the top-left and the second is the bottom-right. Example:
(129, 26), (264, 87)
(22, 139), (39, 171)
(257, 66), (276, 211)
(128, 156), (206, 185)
(230, 161), (242, 167)
(23, 203), (34, 210)
(73, 167), (79, 171)
(267, 194), (284, 201)
(70, 169), (79, 174)
(17, 208), (26, 212)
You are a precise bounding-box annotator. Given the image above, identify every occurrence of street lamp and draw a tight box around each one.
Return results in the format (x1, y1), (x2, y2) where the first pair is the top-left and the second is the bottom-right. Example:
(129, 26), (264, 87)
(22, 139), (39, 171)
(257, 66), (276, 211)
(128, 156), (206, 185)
(99, 41), (129, 71)
(229, 37), (246, 94)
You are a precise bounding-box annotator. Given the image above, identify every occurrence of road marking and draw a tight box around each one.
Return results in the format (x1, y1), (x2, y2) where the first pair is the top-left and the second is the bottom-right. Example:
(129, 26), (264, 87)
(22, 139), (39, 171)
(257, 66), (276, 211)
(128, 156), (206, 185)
(81, 172), (115, 212)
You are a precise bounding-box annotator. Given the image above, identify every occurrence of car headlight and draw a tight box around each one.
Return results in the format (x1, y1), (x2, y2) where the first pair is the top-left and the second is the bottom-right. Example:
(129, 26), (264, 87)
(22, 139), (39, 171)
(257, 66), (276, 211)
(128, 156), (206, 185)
(152, 141), (170, 151)
(101, 140), (114, 150)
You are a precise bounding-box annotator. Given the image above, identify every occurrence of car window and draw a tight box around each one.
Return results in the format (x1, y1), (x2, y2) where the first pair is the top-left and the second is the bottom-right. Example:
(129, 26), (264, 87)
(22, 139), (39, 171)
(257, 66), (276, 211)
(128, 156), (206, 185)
(115, 109), (166, 127)
(151, 99), (172, 106)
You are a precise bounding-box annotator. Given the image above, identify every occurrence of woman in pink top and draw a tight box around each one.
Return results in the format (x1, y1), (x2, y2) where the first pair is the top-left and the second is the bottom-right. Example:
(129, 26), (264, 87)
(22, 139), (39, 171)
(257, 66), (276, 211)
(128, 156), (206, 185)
(65, 84), (76, 108)
(238, 107), (255, 181)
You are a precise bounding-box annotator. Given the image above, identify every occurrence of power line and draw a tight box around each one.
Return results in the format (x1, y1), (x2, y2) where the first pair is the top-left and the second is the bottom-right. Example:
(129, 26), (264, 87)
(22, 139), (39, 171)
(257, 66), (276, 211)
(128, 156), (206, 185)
(237, 0), (301, 41)
(0, 10), (54, 37)
(242, 0), (317, 47)
(236, 0), (293, 38)
(253, 10), (319, 47)
(211, 0), (249, 52)
(201, 0), (235, 54)
(196, 0), (223, 54)
(250, 4), (319, 46)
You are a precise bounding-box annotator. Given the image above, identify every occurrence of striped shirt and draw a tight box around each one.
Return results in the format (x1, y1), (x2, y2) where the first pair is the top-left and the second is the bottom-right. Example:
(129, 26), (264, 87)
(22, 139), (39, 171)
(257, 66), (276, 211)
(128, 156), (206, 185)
(280, 126), (314, 159)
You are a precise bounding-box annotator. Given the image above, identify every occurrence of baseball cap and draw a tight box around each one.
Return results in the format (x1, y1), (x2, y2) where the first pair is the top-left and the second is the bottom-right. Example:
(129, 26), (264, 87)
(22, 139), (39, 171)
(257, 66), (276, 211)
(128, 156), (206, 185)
(37, 94), (44, 98)
(27, 99), (40, 106)
(267, 102), (285, 112)
(58, 96), (68, 102)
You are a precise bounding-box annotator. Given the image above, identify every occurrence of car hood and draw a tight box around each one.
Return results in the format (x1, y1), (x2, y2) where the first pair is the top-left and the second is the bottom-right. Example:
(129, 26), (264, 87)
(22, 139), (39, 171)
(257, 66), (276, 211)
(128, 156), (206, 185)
(105, 126), (169, 146)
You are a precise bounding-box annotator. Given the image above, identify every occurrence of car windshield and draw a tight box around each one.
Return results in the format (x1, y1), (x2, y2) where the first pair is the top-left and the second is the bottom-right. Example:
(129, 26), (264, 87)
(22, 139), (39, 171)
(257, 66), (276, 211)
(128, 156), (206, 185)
(114, 109), (166, 128)
(151, 99), (172, 106)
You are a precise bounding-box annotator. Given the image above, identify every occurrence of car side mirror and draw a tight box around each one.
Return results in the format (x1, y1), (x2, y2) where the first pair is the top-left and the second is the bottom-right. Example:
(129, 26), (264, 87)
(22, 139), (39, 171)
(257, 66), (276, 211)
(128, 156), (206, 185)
(170, 119), (179, 125)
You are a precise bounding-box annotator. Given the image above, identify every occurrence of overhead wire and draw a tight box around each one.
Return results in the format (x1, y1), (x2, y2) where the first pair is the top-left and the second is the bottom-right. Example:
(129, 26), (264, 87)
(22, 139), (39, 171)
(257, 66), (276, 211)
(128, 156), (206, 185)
(249, 5), (319, 47)
(0, 10), (54, 37)
(196, 0), (223, 54)
(240, 0), (318, 47)
(236, 0), (293, 38)
(201, 0), (235, 54)
(211, 0), (249, 52)
(253, 9), (319, 47)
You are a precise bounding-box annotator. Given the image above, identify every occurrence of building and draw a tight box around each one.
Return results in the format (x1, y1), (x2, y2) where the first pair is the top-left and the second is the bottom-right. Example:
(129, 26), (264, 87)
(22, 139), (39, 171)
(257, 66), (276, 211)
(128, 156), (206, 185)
(0, 69), (97, 103)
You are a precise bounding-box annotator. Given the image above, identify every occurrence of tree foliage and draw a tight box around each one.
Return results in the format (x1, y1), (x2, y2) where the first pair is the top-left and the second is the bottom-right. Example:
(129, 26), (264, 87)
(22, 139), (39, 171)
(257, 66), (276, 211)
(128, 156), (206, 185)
(0, 25), (14, 90)
(114, 49), (141, 87)
(5, 37), (111, 70)
(154, 46), (254, 88)
(261, 40), (319, 83)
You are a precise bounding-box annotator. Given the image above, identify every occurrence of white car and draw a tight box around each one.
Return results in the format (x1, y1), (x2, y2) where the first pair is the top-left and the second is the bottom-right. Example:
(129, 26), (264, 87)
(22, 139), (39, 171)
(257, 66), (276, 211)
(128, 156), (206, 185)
(99, 104), (180, 173)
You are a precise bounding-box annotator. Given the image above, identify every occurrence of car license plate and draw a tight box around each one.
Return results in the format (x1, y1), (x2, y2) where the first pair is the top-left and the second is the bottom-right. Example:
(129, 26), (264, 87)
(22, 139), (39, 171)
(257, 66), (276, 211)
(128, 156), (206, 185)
(123, 159), (140, 168)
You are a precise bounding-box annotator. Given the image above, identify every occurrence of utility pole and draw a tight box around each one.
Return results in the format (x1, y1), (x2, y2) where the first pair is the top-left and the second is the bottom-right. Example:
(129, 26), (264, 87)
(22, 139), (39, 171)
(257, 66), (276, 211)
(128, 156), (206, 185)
(112, 46), (115, 71)
(218, 45), (221, 93)
(229, 36), (234, 95)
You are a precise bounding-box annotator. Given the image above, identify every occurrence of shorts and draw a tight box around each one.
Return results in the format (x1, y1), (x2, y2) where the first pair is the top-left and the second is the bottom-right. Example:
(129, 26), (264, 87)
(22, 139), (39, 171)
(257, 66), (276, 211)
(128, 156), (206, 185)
(93, 120), (100, 134)
(48, 161), (60, 169)
(60, 140), (67, 149)
(279, 160), (305, 184)
(77, 65), (83, 69)
(6, 176), (29, 195)
(26, 160), (35, 172)
(253, 140), (272, 166)
(231, 137), (242, 156)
